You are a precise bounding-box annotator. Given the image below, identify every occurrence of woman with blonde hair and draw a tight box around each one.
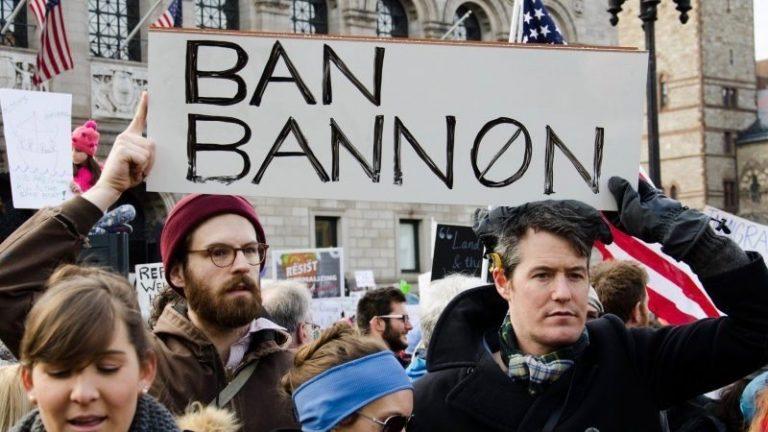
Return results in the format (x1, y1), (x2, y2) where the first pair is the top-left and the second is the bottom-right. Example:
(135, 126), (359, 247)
(282, 322), (413, 432)
(0, 364), (33, 430)
(10, 265), (179, 432)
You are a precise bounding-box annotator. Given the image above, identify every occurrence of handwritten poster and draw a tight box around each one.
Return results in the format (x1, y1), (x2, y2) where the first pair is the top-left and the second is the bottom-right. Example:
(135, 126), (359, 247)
(272, 247), (345, 298)
(134, 262), (168, 320)
(703, 206), (768, 261)
(431, 223), (484, 280)
(0, 89), (72, 209)
(310, 296), (359, 329)
(147, 29), (647, 209)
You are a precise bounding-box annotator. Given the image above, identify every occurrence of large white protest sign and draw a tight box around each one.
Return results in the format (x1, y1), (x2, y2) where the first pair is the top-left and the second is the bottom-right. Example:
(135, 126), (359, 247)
(0, 89), (72, 209)
(134, 263), (168, 320)
(147, 29), (647, 209)
(703, 206), (768, 261)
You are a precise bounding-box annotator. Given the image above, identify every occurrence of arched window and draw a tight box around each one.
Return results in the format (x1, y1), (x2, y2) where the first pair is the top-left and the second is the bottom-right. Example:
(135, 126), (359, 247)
(196, 0), (239, 29)
(89, 0), (140, 60)
(451, 4), (481, 41)
(291, 0), (327, 34)
(376, 0), (408, 37)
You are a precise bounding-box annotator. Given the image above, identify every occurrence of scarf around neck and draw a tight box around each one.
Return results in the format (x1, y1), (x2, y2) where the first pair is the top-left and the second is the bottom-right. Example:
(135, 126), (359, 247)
(498, 314), (589, 396)
(11, 393), (180, 432)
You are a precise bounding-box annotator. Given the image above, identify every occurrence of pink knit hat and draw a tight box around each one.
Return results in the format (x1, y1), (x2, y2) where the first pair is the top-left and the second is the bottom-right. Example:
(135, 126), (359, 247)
(72, 120), (100, 157)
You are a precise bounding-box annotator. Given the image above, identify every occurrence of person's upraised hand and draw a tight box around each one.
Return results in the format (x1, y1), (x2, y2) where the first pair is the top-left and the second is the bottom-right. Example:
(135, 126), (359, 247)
(83, 92), (155, 211)
(608, 176), (709, 260)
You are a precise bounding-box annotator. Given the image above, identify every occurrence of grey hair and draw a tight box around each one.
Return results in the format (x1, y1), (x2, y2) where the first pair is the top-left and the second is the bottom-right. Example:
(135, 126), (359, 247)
(493, 201), (606, 277)
(420, 274), (482, 349)
(261, 280), (313, 333)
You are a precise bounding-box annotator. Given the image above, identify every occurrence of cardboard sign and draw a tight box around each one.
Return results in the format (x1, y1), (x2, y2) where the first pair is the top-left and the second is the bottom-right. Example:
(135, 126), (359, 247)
(134, 262), (168, 319)
(703, 206), (768, 261)
(310, 296), (359, 328)
(272, 247), (345, 298)
(354, 270), (376, 290)
(147, 29), (647, 209)
(0, 89), (72, 209)
(431, 223), (484, 281)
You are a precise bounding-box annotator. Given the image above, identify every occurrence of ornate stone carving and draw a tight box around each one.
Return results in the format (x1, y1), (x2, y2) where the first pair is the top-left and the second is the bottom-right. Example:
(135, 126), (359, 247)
(0, 50), (48, 91)
(572, 0), (584, 15)
(91, 62), (148, 120)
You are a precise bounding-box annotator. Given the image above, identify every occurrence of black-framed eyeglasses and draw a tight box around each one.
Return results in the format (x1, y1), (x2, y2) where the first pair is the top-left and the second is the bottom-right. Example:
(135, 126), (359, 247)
(188, 243), (269, 268)
(376, 314), (411, 324)
(356, 412), (412, 432)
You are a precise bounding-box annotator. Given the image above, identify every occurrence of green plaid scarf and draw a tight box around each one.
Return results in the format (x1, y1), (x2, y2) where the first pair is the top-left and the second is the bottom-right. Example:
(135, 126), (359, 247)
(499, 314), (589, 395)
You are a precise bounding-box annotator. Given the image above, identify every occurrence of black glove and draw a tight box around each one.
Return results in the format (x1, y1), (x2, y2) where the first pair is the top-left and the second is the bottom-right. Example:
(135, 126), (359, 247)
(608, 176), (710, 260)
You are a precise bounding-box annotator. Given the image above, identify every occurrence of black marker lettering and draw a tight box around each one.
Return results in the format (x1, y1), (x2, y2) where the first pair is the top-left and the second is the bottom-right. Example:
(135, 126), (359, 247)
(254, 117), (330, 184)
(330, 116), (383, 182)
(187, 114), (251, 184)
(471, 117), (532, 187)
(323, 44), (385, 106)
(186, 40), (248, 105)
(250, 41), (316, 106)
(544, 126), (604, 194)
(393, 116), (455, 189)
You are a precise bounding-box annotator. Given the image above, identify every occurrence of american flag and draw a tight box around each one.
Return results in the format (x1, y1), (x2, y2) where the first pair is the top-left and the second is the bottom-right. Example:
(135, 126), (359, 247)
(595, 173), (721, 324)
(153, 0), (182, 28)
(510, 1), (719, 324)
(511, 0), (565, 44)
(29, 0), (74, 85)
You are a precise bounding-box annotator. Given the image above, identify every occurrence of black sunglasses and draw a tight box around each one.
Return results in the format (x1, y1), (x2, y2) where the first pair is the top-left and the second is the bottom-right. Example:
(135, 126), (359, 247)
(357, 412), (412, 432)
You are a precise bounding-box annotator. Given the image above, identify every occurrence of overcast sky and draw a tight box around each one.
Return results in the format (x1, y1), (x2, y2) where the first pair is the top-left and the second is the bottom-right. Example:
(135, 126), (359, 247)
(757, 1), (767, 60)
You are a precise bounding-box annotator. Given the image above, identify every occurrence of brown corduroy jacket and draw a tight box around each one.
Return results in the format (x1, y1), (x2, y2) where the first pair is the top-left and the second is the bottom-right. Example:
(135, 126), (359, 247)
(0, 196), (299, 432)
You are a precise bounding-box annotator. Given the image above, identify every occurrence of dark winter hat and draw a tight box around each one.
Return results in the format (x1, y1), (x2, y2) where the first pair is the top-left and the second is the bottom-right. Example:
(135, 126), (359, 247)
(160, 194), (267, 293)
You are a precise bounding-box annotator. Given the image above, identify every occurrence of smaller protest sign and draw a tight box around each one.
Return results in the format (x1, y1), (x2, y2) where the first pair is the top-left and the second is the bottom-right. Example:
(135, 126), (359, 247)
(134, 263), (167, 320)
(310, 296), (359, 329)
(354, 270), (376, 291)
(703, 206), (768, 261)
(430, 223), (484, 281)
(0, 89), (72, 209)
(272, 247), (345, 298)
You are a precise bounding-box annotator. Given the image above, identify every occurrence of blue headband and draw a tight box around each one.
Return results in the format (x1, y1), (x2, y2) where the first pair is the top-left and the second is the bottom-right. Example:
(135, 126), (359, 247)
(292, 351), (413, 432)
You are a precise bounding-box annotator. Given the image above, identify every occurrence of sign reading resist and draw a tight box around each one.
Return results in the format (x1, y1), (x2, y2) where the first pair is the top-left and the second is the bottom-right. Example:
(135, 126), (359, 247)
(147, 29), (647, 209)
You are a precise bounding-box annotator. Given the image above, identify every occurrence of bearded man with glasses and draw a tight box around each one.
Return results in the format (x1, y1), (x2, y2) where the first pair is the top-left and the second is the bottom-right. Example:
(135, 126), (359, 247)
(357, 287), (414, 367)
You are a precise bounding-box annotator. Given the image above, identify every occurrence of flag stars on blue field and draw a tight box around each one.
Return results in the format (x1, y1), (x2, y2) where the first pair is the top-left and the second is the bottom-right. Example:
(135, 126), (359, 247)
(520, 0), (565, 45)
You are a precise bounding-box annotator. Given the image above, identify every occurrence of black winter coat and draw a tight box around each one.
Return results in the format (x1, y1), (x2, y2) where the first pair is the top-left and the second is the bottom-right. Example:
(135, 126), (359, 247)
(411, 252), (768, 432)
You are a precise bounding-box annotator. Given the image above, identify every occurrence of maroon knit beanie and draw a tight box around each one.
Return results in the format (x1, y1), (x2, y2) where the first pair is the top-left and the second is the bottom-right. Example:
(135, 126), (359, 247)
(160, 194), (267, 294)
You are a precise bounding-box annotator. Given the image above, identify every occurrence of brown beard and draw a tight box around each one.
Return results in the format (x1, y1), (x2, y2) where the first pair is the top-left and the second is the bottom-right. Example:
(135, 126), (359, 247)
(184, 267), (263, 329)
(382, 322), (408, 352)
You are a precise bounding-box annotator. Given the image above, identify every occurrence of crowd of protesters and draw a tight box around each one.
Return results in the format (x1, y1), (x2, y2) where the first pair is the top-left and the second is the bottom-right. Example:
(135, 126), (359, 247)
(1, 92), (768, 432)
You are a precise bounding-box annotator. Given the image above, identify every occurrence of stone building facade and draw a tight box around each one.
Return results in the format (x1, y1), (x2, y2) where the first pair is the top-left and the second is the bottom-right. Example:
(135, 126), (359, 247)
(736, 60), (768, 223)
(0, 0), (615, 283)
(616, 0), (758, 213)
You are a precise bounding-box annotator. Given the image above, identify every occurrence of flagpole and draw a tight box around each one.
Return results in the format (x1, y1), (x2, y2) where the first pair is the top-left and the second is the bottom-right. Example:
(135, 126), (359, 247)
(508, 0), (520, 43)
(0, 0), (31, 36)
(123, 0), (165, 46)
(440, 10), (473, 40)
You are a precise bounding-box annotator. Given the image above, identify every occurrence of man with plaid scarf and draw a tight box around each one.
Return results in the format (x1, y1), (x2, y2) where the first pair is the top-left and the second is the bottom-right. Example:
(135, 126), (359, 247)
(409, 177), (768, 431)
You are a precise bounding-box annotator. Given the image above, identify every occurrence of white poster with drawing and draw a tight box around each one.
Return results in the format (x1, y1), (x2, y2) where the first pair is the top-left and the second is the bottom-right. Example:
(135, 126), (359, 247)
(0, 89), (72, 209)
(134, 262), (168, 320)
(147, 29), (647, 209)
